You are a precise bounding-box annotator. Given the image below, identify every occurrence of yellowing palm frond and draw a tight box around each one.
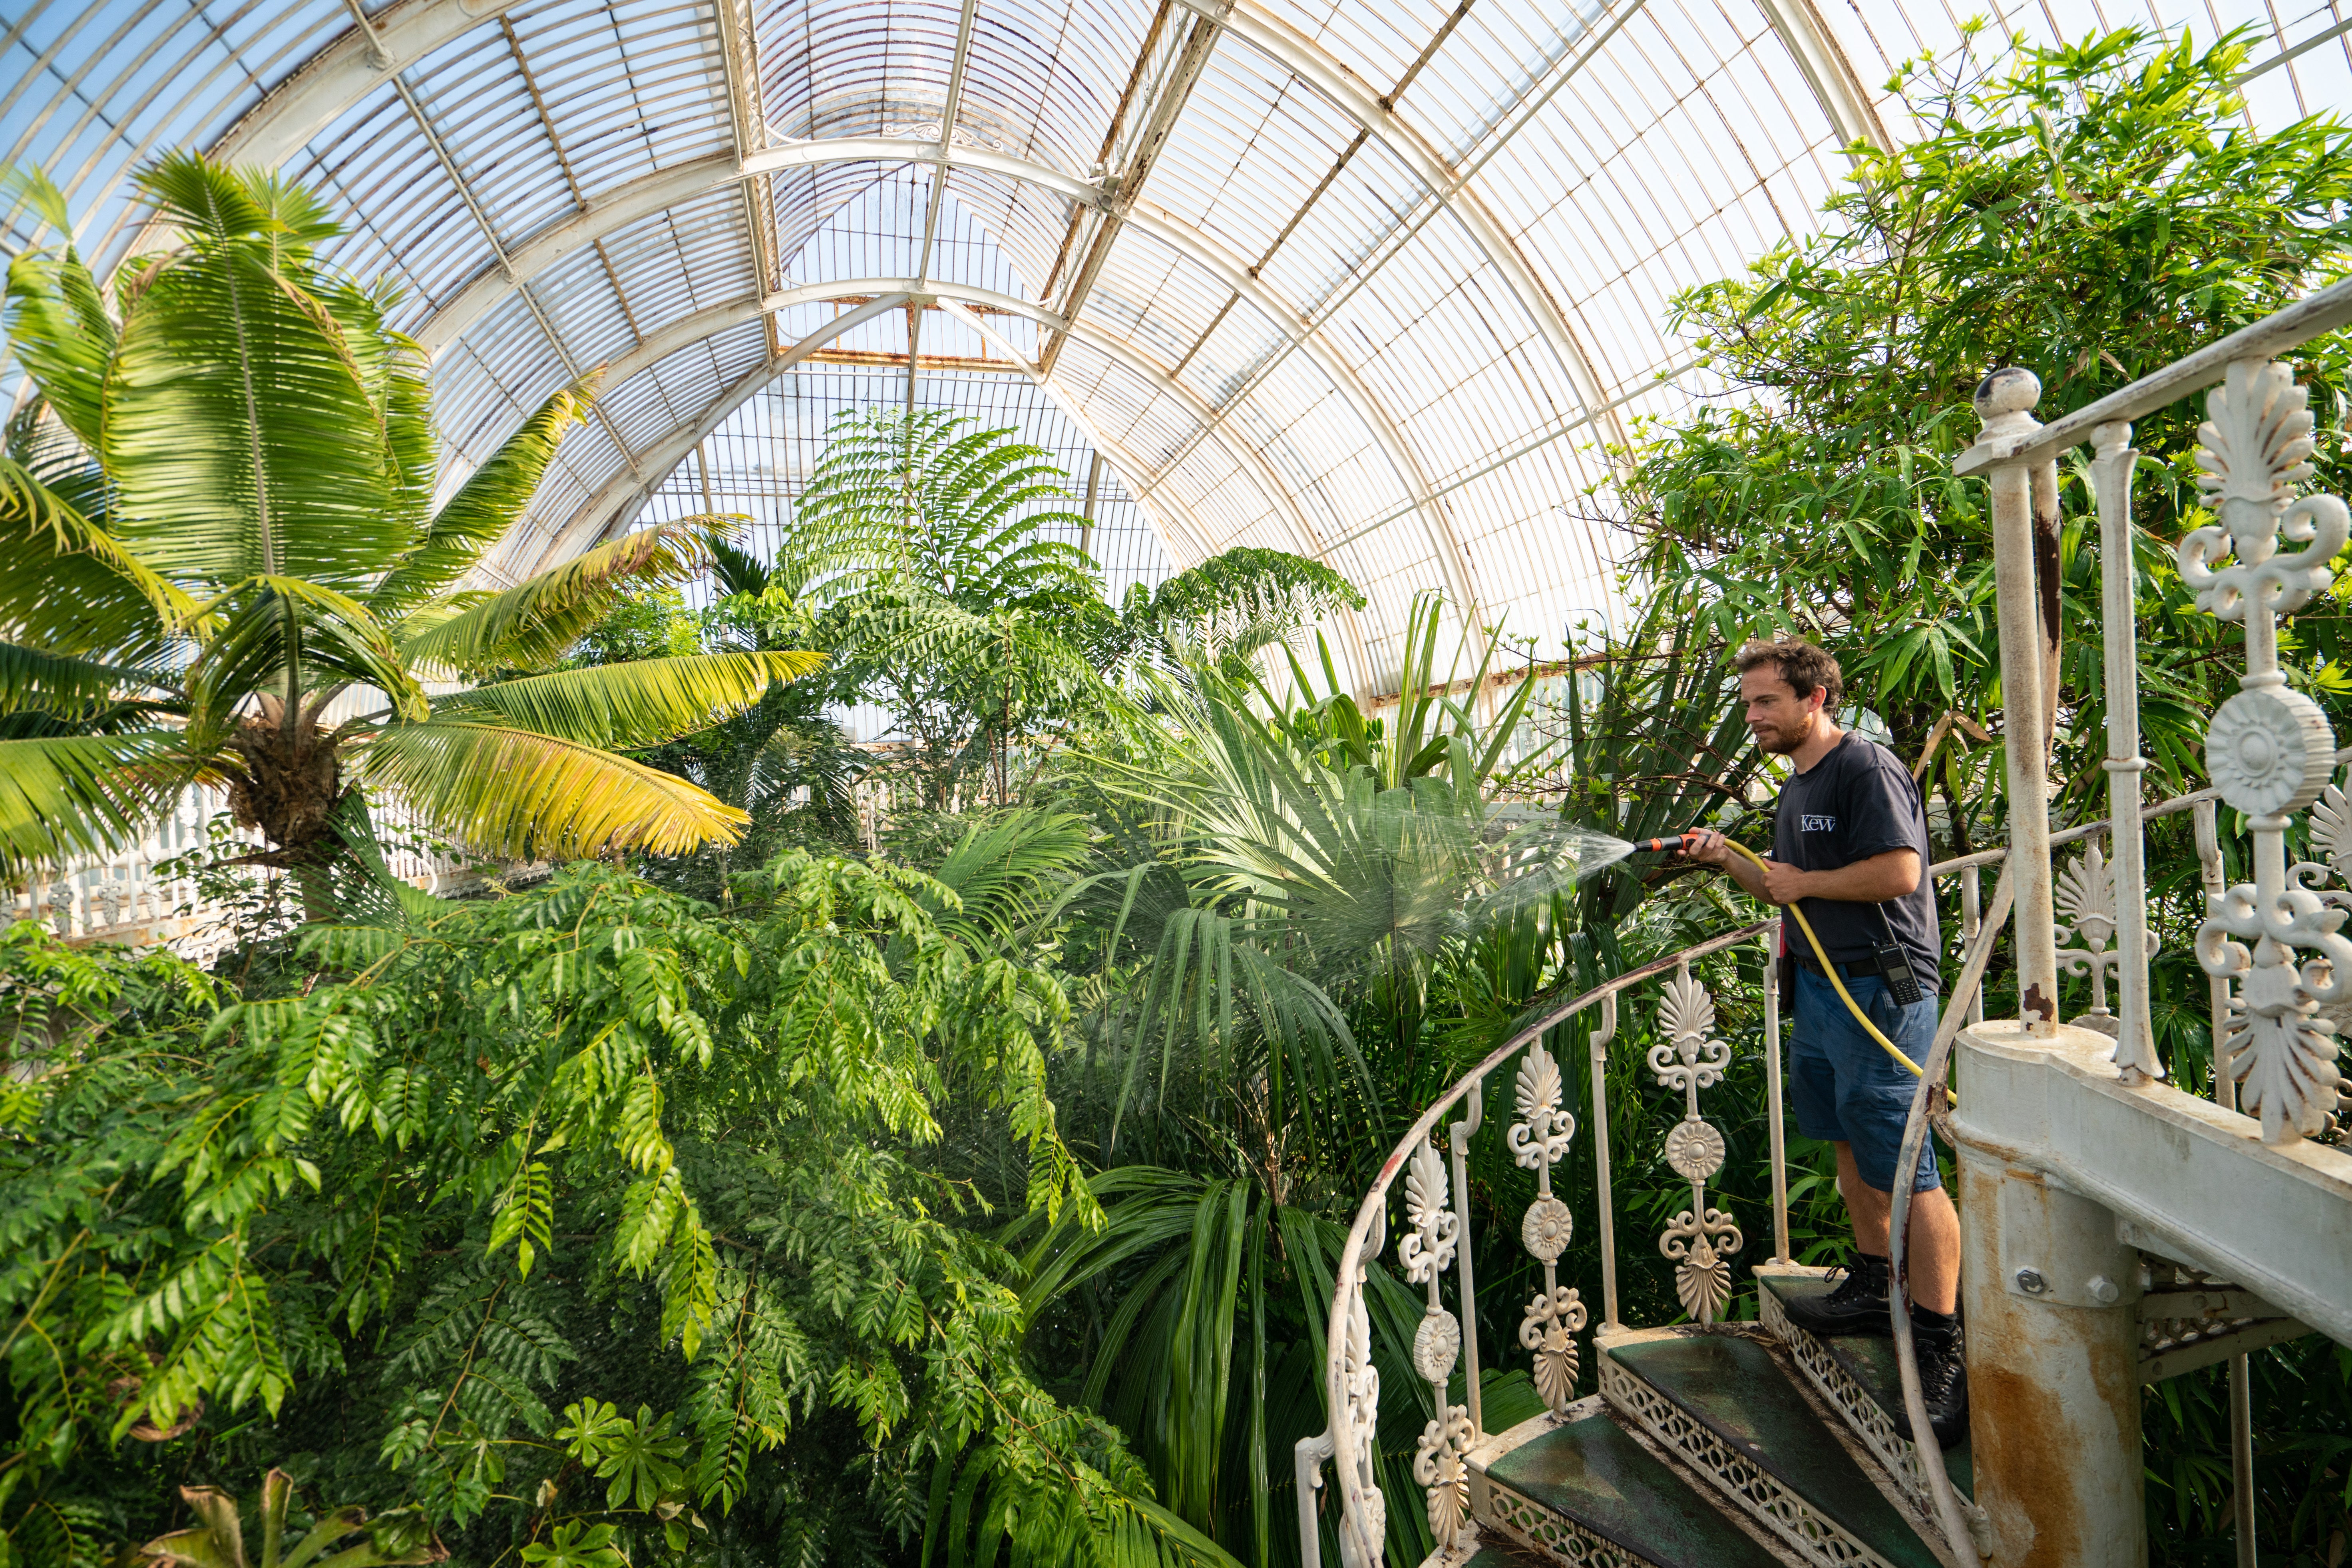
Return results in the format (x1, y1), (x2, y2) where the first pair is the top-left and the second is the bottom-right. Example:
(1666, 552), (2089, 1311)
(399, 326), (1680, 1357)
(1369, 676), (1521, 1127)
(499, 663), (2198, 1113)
(399, 519), (735, 677)
(0, 730), (195, 882)
(356, 720), (750, 860)
(433, 651), (824, 750)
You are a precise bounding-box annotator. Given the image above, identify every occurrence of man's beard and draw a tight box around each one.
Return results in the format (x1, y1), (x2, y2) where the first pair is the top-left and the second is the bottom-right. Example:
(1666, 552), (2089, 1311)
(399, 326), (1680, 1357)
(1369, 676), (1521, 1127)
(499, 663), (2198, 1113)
(1753, 712), (1812, 755)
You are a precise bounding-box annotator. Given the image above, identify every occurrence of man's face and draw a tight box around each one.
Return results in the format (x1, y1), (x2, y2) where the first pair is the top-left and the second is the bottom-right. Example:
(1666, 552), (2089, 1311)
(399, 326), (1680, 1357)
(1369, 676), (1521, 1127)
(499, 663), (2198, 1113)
(1741, 665), (1821, 755)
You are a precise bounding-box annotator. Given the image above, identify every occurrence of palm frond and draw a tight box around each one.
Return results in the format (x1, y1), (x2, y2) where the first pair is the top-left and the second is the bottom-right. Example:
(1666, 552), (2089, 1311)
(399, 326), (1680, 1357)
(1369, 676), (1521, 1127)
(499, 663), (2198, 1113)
(0, 730), (195, 883)
(1, 168), (116, 450)
(925, 810), (1095, 948)
(356, 719), (751, 860)
(0, 641), (181, 723)
(398, 519), (729, 676)
(430, 650), (825, 750)
(183, 577), (426, 731)
(103, 153), (408, 591)
(0, 456), (196, 656)
(705, 533), (772, 599)
(371, 380), (597, 618)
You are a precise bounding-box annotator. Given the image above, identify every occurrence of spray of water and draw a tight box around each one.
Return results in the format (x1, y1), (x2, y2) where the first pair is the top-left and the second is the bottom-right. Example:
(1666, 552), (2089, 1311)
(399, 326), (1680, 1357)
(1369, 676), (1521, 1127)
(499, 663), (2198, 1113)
(1457, 817), (1659, 931)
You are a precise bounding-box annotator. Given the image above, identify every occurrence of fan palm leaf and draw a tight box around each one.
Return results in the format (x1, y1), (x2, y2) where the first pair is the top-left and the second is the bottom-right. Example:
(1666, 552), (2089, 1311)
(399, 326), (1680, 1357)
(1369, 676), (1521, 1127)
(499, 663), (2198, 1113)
(921, 810), (1094, 948)
(430, 651), (826, 751)
(355, 720), (751, 860)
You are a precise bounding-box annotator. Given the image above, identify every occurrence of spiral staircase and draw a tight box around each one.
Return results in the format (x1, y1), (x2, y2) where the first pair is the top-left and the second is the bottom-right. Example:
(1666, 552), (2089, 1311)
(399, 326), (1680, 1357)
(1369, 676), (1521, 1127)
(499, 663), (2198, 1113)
(1303, 277), (2352, 1568)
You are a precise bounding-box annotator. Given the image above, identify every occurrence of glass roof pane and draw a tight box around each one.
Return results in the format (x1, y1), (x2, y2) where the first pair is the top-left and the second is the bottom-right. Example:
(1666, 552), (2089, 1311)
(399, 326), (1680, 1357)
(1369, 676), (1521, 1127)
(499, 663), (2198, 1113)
(8, 0), (2348, 693)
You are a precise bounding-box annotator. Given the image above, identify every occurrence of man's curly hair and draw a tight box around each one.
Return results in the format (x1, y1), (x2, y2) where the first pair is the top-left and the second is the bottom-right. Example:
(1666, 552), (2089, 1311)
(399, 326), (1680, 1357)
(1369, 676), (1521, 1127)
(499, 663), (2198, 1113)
(1735, 637), (1843, 714)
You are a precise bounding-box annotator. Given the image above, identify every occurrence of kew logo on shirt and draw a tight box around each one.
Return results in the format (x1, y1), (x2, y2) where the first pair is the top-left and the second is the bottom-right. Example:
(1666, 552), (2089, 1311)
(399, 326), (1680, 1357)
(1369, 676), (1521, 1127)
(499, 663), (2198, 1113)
(1800, 814), (1838, 833)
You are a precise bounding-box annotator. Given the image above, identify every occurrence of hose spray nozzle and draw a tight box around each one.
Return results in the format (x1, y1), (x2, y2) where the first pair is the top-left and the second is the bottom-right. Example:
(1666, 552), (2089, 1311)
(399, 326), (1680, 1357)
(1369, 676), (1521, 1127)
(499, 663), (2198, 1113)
(1636, 833), (1694, 853)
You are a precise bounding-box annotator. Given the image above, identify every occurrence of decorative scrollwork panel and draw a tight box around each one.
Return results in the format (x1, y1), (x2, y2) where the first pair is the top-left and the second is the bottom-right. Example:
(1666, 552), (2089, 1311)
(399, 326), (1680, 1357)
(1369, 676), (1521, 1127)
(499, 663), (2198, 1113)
(2180, 358), (2352, 1143)
(1398, 1139), (1472, 1552)
(1652, 963), (1743, 1323)
(1511, 1040), (1585, 1415)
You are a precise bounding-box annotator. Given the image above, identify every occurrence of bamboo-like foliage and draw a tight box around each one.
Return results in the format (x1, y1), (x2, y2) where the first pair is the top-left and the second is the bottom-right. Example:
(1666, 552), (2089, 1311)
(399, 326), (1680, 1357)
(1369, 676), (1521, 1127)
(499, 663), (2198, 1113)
(0, 156), (820, 882)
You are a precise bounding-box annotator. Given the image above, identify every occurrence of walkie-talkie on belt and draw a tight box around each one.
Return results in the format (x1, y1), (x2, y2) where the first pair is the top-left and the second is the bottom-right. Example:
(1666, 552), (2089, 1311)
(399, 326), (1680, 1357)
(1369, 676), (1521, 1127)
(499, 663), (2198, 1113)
(1870, 903), (1922, 1006)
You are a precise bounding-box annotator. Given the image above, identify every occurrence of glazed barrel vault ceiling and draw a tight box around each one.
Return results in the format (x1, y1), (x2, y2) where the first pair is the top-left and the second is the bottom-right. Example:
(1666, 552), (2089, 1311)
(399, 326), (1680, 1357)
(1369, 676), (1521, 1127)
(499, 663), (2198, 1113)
(2, 0), (2348, 696)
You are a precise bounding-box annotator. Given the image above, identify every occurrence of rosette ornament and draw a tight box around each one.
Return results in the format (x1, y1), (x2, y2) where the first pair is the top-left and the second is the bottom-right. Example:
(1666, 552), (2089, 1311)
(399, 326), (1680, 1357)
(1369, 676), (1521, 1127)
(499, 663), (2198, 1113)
(2207, 687), (2335, 819)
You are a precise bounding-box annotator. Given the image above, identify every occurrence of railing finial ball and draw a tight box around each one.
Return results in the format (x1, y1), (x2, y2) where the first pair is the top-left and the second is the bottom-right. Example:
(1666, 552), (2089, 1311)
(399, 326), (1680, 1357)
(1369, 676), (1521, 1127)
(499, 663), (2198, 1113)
(1974, 364), (2042, 418)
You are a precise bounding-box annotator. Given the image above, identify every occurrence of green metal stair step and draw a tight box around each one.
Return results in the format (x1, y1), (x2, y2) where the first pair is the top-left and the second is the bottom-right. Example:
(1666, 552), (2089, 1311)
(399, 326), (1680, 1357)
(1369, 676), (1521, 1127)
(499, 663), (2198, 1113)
(1604, 1331), (1943, 1568)
(1758, 1272), (1974, 1494)
(1477, 1411), (1788, 1568)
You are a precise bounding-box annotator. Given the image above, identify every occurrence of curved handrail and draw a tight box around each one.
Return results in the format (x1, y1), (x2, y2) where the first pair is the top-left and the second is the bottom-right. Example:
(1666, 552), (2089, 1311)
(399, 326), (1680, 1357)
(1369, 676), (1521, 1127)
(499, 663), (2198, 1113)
(1303, 917), (1771, 1567)
(1889, 862), (2014, 1563)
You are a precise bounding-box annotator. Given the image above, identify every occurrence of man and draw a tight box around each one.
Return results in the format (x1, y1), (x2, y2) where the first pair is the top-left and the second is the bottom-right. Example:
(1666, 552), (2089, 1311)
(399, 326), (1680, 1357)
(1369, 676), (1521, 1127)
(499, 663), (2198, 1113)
(1678, 637), (1966, 1447)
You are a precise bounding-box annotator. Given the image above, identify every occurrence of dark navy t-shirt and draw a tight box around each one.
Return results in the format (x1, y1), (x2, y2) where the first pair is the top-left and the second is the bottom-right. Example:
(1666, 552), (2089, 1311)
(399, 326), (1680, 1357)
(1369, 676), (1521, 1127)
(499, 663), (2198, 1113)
(1771, 732), (1941, 993)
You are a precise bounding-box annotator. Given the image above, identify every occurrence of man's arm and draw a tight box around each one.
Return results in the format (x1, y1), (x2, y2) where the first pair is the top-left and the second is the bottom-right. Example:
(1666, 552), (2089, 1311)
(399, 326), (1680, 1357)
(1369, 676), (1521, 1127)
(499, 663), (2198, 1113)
(1679, 828), (1919, 907)
(1764, 848), (1920, 905)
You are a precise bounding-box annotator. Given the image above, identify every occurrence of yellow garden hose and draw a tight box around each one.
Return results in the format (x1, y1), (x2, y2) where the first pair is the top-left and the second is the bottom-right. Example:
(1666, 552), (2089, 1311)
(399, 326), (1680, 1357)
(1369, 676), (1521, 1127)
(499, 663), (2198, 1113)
(1642, 834), (1930, 1082)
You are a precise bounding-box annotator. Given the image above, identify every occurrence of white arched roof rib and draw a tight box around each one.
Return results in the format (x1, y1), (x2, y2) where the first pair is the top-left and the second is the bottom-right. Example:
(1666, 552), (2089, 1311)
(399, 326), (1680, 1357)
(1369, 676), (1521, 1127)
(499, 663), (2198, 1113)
(16, 0), (2352, 694)
(406, 136), (1476, 627)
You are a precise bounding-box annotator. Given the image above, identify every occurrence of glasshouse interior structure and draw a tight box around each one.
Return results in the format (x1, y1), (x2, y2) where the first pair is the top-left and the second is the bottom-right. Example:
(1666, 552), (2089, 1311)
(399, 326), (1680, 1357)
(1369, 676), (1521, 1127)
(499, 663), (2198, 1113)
(5, 0), (2352, 1562)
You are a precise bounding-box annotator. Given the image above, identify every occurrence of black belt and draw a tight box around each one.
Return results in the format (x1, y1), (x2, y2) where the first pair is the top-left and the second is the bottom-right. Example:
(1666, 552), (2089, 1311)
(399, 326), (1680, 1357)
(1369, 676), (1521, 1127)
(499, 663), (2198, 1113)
(1793, 948), (1880, 983)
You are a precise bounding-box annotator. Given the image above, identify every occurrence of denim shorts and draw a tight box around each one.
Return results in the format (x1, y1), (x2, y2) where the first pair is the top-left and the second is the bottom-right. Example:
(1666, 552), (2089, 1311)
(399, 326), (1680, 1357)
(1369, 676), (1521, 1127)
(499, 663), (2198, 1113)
(1789, 965), (1942, 1194)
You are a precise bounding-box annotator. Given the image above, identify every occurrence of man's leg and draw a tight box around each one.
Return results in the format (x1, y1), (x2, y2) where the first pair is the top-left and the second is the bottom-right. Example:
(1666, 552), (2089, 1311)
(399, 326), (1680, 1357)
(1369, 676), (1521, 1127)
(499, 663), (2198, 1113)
(1836, 1140), (1889, 1251)
(1835, 1134), (1961, 1314)
(1904, 1186), (1960, 1316)
(1780, 972), (1902, 1338)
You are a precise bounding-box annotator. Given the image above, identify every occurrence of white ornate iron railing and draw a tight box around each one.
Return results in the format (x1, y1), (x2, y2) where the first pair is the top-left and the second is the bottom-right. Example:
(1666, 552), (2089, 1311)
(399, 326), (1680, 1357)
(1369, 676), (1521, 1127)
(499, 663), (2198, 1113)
(1301, 271), (2352, 1566)
(1293, 803), (2221, 1568)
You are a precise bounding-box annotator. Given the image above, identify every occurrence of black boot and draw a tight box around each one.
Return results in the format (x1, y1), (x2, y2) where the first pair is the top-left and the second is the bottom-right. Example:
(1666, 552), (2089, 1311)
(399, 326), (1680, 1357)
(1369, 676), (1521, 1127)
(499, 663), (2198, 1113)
(1781, 1253), (1892, 1338)
(1889, 1309), (1969, 1450)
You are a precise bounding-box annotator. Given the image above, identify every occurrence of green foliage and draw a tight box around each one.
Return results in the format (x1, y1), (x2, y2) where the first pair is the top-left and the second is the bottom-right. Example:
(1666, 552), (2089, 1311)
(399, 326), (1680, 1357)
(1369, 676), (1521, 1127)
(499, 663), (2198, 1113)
(129, 1468), (442, 1567)
(0, 843), (1256, 1566)
(1112, 548), (1366, 679)
(783, 407), (1111, 810)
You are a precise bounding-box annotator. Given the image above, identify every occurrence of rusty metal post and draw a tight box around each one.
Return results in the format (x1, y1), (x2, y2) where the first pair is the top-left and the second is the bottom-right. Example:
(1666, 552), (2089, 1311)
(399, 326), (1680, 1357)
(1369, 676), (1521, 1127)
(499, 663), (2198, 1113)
(1973, 368), (2061, 1036)
(1952, 1029), (2148, 1567)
